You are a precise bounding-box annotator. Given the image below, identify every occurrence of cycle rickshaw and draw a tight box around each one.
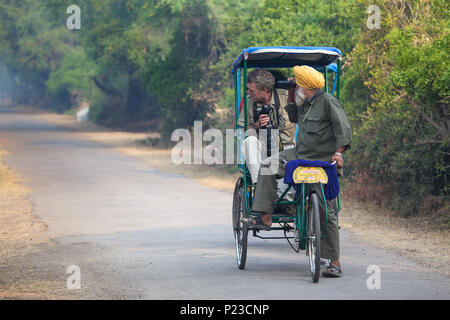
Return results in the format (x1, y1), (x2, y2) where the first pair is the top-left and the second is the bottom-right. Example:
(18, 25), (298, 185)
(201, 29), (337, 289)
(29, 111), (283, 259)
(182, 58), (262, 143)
(231, 46), (342, 282)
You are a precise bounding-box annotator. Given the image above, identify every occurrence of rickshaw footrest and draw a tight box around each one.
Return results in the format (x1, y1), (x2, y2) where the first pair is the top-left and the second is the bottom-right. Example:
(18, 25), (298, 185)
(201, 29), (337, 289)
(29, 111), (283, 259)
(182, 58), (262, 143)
(277, 217), (295, 223)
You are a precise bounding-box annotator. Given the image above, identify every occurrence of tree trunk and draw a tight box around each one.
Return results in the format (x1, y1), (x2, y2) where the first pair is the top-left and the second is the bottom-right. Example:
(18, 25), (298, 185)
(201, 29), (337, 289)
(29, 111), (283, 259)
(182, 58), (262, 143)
(126, 69), (142, 120)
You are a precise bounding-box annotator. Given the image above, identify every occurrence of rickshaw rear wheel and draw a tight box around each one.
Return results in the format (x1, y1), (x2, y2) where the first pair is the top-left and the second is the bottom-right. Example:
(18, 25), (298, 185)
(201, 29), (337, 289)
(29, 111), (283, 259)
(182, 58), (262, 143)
(232, 177), (248, 270)
(307, 192), (322, 283)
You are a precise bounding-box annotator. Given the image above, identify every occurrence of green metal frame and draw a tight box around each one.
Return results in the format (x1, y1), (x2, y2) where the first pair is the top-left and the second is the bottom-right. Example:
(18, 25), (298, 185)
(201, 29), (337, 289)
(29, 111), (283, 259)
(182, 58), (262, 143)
(233, 54), (342, 247)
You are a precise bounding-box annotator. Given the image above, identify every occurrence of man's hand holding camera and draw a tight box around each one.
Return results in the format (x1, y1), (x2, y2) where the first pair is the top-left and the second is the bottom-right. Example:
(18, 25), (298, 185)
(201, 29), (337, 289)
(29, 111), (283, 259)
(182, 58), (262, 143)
(255, 114), (270, 129)
(287, 77), (297, 104)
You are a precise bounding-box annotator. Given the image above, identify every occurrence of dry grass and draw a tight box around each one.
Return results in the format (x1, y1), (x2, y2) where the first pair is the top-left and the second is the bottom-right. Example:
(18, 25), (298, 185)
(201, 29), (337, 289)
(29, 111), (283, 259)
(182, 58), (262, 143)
(340, 195), (450, 275)
(0, 281), (74, 300)
(0, 116), (67, 298)
(0, 140), (61, 299)
(0, 144), (48, 258)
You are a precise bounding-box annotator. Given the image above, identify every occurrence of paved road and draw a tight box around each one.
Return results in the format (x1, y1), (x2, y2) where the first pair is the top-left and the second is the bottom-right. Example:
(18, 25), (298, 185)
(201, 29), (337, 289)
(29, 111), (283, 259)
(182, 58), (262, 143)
(0, 106), (448, 299)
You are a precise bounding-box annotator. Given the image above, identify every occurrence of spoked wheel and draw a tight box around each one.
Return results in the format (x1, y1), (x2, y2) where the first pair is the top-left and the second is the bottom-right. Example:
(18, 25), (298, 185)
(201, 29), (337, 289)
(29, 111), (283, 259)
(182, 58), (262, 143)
(232, 177), (248, 269)
(307, 192), (322, 283)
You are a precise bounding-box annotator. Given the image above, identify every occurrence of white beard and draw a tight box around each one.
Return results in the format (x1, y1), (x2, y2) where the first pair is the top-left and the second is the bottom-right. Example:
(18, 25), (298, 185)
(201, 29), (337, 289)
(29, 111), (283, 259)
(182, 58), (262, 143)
(295, 87), (306, 106)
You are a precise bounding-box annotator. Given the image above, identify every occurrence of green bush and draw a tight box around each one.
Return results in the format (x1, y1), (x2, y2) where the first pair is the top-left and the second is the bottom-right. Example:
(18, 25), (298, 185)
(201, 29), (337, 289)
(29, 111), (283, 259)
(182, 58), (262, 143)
(343, 0), (449, 216)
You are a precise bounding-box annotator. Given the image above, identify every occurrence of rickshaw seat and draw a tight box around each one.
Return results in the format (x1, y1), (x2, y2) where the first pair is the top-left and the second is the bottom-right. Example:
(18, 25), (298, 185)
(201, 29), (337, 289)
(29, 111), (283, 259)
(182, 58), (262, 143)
(284, 159), (340, 200)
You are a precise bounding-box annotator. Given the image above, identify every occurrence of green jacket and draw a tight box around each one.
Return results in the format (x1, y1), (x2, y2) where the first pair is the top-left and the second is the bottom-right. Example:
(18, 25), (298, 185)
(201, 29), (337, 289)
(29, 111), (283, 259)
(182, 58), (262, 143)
(285, 91), (352, 162)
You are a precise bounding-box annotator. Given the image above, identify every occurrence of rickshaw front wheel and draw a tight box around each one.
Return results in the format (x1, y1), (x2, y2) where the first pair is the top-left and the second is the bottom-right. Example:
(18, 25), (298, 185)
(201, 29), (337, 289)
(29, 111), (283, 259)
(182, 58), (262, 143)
(232, 177), (248, 270)
(307, 192), (322, 283)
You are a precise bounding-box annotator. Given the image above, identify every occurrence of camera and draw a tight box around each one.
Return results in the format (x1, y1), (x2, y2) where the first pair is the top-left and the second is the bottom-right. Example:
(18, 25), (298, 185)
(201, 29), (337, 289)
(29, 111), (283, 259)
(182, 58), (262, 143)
(256, 104), (274, 129)
(275, 80), (296, 90)
(255, 104), (277, 156)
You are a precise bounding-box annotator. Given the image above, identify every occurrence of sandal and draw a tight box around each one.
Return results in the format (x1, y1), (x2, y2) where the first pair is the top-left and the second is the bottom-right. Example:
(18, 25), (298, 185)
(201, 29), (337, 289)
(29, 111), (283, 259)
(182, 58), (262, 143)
(241, 216), (272, 231)
(322, 264), (342, 278)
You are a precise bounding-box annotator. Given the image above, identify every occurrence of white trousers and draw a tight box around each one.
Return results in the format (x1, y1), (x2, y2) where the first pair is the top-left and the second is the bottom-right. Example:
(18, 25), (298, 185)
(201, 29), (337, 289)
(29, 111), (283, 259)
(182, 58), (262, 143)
(241, 136), (262, 184)
(242, 136), (296, 201)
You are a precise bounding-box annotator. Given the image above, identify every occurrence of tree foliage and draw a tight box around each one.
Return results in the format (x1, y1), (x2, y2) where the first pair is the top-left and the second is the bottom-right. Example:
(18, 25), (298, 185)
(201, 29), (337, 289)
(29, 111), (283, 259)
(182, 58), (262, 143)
(342, 0), (449, 215)
(0, 0), (448, 216)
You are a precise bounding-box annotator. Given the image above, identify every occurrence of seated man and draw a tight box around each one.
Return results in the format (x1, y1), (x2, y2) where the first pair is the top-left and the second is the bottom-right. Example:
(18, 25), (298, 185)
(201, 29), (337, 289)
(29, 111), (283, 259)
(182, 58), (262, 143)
(237, 69), (296, 184)
(243, 65), (352, 278)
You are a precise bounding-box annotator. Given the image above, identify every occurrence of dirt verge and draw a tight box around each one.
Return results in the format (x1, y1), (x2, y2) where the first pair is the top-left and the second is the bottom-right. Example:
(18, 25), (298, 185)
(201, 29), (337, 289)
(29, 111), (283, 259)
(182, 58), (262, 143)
(0, 139), (63, 299)
(0, 142), (48, 257)
(340, 198), (449, 275)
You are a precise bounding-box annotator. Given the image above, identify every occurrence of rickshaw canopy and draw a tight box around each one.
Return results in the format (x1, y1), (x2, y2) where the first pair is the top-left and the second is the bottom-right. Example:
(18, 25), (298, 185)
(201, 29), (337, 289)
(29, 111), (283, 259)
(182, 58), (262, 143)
(232, 46), (342, 70)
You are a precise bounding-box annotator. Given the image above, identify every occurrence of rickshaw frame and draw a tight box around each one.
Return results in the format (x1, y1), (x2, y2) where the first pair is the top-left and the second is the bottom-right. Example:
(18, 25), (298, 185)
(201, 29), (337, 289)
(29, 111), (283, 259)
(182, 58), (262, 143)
(231, 46), (343, 282)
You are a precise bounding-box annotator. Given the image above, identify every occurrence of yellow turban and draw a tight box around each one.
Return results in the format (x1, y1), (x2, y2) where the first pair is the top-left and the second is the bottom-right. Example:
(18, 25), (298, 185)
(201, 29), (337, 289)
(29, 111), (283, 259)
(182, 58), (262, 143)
(293, 65), (325, 90)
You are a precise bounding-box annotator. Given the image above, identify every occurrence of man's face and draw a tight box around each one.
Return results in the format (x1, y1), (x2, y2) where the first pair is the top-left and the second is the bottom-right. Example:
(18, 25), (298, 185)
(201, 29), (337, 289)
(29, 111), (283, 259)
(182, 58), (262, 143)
(247, 82), (268, 103)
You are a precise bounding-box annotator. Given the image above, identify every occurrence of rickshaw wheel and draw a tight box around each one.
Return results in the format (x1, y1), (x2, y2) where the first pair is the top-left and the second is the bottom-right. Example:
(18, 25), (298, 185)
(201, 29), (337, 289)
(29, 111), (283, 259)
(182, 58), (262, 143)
(307, 192), (322, 283)
(232, 177), (248, 270)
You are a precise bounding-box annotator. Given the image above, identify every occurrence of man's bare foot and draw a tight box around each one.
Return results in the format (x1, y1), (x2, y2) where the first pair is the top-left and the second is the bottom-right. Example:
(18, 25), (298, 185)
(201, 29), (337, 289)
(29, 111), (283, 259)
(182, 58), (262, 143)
(260, 213), (272, 227)
(241, 213), (272, 230)
(330, 260), (341, 267)
(322, 260), (342, 277)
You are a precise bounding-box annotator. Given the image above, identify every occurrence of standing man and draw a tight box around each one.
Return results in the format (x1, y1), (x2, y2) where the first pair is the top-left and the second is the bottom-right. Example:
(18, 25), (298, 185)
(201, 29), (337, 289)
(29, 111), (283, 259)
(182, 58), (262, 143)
(244, 65), (352, 278)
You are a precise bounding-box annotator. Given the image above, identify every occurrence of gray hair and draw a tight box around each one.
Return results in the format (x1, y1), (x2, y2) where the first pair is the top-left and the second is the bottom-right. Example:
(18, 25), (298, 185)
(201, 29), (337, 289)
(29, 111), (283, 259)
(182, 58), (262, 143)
(247, 69), (275, 92)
